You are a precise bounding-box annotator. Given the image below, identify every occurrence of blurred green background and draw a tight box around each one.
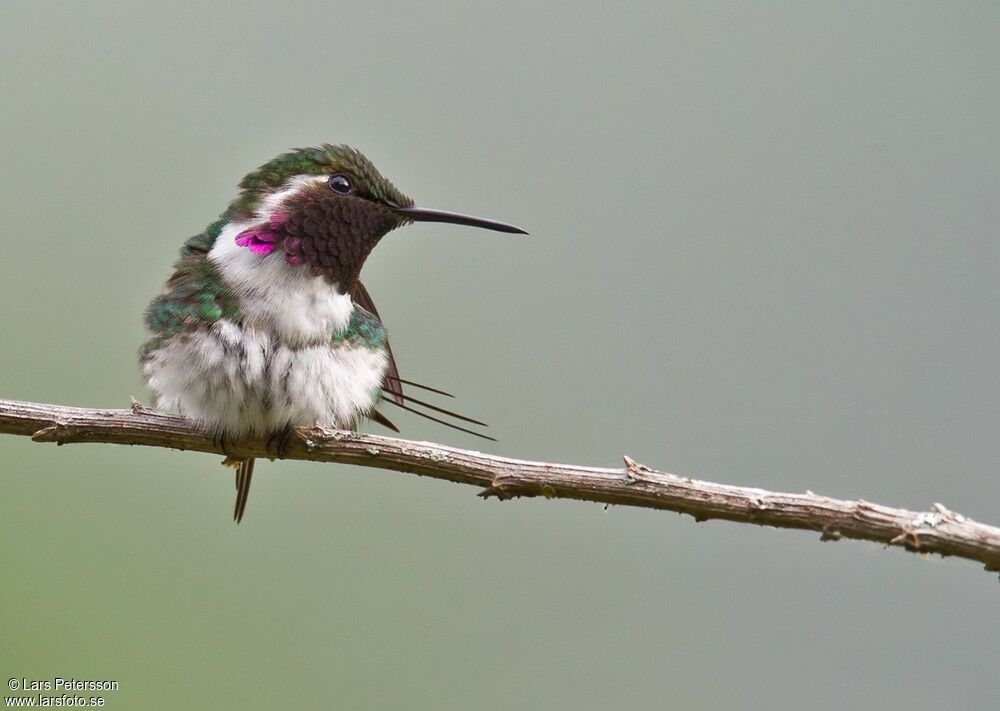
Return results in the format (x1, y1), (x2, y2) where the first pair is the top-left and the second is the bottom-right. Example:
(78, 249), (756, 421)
(2, 2), (998, 708)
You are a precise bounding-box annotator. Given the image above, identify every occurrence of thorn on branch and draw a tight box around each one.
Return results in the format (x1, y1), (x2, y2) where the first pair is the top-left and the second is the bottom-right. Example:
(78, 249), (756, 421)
(623, 455), (653, 483)
(932, 502), (967, 523)
(478, 479), (510, 500)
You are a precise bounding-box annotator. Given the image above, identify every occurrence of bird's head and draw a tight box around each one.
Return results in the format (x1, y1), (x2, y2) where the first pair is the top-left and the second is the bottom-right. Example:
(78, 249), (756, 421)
(220, 144), (526, 291)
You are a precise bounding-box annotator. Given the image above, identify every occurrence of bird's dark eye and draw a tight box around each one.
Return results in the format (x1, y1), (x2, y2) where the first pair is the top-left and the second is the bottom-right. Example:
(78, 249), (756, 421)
(328, 174), (352, 194)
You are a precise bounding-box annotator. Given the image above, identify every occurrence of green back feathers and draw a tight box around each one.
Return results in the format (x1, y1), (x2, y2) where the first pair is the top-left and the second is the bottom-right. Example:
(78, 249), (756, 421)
(140, 254), (241, 361)
(333, 306), (387, 350)
(180, 216), (229, 257)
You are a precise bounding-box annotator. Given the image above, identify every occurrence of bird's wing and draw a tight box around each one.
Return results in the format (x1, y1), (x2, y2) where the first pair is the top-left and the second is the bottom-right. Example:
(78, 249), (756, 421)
(352, 280), (495, 442)
(140, 250), (242, 362)
(352, 280), (403, 405)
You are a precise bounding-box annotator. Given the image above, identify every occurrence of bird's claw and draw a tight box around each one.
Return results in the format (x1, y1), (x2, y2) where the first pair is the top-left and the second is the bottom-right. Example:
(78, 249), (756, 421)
(267, 424), (295, 459)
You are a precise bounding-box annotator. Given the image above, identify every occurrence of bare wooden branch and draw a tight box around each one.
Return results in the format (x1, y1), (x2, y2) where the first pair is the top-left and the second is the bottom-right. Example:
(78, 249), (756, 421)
(2, 398), (999, 573)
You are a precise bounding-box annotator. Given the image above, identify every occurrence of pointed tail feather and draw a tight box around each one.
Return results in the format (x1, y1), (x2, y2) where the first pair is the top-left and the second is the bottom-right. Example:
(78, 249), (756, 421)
(369, 409), (400, 433)
(383, 375), (455, 399)
(380, 387), (489, 427)
(234, 458), (254, 524)
(382, 400), (497, 441)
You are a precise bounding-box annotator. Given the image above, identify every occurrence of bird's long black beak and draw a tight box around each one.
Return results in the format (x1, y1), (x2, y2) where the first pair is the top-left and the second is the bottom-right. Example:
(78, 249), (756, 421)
(387, 204), (528, 235)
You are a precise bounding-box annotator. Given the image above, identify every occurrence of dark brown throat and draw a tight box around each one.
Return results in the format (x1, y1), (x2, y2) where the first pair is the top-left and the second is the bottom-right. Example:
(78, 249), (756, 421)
(280, 192), (401, 289)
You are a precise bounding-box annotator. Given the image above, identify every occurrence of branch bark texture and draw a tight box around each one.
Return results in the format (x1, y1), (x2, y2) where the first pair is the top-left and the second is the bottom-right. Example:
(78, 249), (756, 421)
(2, 398), (999, 573)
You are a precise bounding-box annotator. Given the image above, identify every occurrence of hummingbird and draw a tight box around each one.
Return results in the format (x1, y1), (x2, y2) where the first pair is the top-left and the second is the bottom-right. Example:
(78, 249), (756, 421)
(140, 144), (526, 522)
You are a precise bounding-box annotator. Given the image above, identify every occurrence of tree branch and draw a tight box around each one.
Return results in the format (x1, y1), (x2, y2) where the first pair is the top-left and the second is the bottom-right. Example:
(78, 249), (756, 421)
(2, 397), (999, 573)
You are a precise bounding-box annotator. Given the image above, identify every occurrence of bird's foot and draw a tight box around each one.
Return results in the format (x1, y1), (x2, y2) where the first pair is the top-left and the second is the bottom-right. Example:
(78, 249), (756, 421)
(266, 423), (295, 460)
